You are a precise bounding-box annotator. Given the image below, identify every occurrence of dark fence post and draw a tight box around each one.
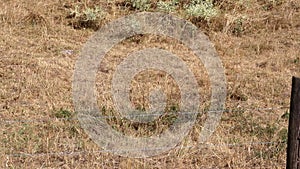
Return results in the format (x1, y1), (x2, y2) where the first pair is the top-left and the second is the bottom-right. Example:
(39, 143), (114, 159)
(287, 76), (300, 169)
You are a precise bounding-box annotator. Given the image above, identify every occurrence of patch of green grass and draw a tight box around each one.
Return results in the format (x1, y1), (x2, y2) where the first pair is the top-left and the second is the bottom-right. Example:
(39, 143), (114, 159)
(54, 109), (74, 119)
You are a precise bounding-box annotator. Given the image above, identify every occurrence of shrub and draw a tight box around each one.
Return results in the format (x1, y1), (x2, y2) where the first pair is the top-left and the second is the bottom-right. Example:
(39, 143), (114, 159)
(70, 5), (105, 22)
(157, 0), (179, 13)
(67, 4), (105, 30)
(185, 0), (219, 21)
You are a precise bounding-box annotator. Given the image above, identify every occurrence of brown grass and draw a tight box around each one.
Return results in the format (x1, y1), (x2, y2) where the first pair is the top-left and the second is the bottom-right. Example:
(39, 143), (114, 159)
(0, 0), (299, 168)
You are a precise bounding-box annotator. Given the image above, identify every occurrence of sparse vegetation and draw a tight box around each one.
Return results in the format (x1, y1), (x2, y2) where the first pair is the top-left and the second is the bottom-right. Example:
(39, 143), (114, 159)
(1, 0), (299, 168)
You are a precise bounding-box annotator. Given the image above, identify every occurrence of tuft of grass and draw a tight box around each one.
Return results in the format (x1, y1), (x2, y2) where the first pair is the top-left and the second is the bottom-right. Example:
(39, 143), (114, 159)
(232, 15), (247, 36)
(54, 109), (74, 119)
(281, 110), (289, 120)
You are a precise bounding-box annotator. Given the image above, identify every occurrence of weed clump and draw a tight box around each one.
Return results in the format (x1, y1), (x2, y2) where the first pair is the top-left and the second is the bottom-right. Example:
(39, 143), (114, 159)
(67, 4), (106, 30)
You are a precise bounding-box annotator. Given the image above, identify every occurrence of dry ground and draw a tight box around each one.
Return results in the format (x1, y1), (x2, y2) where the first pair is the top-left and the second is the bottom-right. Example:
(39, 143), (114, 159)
(0, 0), (300, 168)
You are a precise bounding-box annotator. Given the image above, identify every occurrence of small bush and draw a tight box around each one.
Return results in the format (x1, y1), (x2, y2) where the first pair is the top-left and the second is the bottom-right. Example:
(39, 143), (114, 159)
(70, 5), (105, 22)
(157, 0), (179, 13)
(185, 0), (219, 21)
(67, 4), (105, 30)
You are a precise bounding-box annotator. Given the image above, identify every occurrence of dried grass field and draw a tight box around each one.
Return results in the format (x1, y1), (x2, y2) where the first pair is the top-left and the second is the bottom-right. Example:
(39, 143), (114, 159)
(1, 0), (300, 168)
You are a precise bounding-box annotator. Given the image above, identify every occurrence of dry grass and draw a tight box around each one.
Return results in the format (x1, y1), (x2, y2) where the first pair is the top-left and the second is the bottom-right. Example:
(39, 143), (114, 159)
(0, 0), (299, 168)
